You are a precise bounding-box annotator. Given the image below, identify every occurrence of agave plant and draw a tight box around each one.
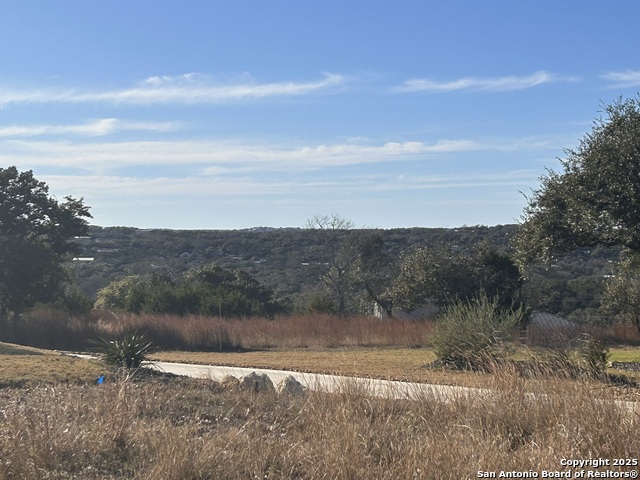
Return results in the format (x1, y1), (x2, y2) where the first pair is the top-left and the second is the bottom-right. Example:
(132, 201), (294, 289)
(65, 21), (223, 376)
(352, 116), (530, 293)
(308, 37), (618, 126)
(93, 332), (155, 369)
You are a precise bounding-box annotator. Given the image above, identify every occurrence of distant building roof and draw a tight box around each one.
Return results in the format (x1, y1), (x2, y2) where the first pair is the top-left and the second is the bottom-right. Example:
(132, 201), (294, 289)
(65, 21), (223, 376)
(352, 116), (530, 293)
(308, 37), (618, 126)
(529, 311), (576, 329)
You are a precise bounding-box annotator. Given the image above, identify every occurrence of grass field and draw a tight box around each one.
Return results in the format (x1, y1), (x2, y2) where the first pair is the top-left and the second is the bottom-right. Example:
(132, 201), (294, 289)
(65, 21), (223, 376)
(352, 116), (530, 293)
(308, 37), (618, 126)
(1, 341), (639, 478)
(0, 344), (639, 479)
(0, 342), (104, 388)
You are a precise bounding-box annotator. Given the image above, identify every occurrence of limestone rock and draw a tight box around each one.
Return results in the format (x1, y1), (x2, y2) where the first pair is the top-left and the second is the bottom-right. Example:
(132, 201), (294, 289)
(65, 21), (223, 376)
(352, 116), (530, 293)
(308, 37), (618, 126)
(240, 371), (275, 393)
(277, 375), (307, 397)
(220, 375), (240, 390)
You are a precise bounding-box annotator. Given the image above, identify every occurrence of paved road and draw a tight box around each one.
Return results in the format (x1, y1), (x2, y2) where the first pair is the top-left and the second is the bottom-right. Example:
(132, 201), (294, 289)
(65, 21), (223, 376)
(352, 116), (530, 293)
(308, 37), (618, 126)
(147, 360), (490, 401)
(147, 360), (640, 415)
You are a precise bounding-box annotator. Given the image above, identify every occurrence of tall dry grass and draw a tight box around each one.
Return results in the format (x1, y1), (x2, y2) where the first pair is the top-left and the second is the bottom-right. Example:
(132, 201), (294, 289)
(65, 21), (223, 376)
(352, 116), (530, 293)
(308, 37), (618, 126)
(1, 307), (637, 354)
(1, 310), (434, 351)
(0, 368), (637, 479)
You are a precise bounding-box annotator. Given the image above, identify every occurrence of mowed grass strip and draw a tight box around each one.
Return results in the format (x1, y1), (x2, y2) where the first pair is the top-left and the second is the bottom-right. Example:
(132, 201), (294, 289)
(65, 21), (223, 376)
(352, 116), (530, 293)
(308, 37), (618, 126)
(0, 341), (104, 387)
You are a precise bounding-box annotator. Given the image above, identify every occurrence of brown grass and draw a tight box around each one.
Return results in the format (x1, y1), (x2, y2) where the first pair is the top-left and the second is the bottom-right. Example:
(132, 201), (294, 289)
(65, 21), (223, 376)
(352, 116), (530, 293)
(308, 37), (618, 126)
(151, 347), (499, 387)
(1, 309), (435, 351)
(0, 342), (104, 388)
(0, 369), (637, 479)
(3, 308), (638, 356)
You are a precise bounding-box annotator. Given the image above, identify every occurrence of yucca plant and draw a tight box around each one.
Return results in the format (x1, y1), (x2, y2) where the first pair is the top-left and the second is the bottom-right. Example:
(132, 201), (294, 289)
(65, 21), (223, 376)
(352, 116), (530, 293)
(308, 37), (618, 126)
(92, 331), (155, 369)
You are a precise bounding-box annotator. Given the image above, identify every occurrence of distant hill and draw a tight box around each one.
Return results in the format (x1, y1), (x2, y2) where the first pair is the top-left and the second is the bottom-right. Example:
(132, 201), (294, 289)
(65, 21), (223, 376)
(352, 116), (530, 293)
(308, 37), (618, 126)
(70, 224), (617, 320)
(72, 224), (517, 300)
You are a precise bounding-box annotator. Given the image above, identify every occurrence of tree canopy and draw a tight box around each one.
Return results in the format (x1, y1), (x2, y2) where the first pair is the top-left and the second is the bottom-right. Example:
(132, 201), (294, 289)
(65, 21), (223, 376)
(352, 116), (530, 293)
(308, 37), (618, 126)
(0, 167), (91, 315)
(516, 96), (640, 265)
(95, 264), (284, 318)
(391, 244), (521, 312)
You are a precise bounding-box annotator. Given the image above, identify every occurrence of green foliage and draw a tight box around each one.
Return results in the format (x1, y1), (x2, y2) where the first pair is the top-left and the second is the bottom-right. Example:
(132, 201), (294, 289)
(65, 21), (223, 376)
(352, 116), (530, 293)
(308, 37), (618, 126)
(294, 285), (339, 314)
(93, 332), (154, 369)
(0, 167), (92, 315)
(352, 232), (395, 316)
(578, 334), (610, 375)
(392, 244), (521, 311)
(601, 251), (640, 331)
(517, 96), (640, 265)
(432, 294), (522, 371)
(95, 264), (283, 317)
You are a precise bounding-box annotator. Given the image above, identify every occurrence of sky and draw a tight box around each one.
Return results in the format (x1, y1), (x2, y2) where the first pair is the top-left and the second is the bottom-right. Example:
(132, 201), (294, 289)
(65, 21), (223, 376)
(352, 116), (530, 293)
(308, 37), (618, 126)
(1, 1), (640, 230)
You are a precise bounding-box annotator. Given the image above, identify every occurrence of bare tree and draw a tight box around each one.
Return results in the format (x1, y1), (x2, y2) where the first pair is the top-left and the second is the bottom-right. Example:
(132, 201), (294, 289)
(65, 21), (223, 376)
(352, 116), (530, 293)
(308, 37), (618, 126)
(306, 215), (358, 315)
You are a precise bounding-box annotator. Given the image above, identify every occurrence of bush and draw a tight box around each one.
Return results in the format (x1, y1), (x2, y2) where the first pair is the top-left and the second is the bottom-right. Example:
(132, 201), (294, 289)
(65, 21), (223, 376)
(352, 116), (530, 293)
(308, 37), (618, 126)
(577, 333), (611, 375)
(433, 294), (522, 371)
(93, 331), (155, 369)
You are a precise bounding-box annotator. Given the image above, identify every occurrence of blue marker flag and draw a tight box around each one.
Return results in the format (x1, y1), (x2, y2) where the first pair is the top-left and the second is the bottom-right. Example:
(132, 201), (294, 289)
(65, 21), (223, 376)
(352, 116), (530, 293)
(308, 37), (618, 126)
(97, 375), (105, 385)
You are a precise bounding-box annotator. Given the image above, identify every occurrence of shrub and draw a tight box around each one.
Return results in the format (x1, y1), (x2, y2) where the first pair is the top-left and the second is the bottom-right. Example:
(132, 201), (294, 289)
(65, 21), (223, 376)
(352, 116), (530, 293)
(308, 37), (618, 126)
(93, 331), (155, 369)
(432, 294), (522, 371)
(577, 333), (611, 375)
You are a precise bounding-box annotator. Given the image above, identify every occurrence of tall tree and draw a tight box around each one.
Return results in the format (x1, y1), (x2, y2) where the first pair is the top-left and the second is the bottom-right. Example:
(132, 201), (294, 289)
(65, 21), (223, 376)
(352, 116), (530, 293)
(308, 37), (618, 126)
(392, 244), (521, 312)
(0, 167), (92, 316)
(516, 97), (640, 265)
(353, 231), (395, 317)
(306, 214), (358, 315)
(601, 252), (640, 332)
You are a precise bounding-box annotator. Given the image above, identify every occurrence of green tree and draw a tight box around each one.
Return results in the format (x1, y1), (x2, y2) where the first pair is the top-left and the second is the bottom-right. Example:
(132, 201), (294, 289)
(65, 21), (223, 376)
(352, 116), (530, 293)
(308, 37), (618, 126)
(516, 97), (640, 265)
(352, 231), (395, 317)
(0, 167), (91, 316)
(95, 264), (283, 318)
(184, 264), (282, 317)
(94, 275), (148, 313)
(392, 244), (521, 312)
(601, 252), (640, 331)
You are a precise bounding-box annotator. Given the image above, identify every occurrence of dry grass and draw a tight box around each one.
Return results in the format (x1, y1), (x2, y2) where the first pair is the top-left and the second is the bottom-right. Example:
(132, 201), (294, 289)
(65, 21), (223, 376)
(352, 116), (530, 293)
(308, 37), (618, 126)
(151, 347), (499, 388)
(0, 370), (637, 479)
(2, 310), (435, 352)
(108, 312), (435, 350)
(0, 342), (104, 388)
(0, 341), (638, 478)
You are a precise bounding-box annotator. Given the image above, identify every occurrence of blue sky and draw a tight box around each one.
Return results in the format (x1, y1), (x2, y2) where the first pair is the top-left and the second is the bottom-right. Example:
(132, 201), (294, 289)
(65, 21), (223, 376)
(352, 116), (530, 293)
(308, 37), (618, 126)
(1, 1), (639, 229)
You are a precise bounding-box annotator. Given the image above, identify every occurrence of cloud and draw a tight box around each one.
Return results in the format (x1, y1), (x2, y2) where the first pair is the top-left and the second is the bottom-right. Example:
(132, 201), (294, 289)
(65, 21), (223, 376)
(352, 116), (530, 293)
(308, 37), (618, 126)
(1, 135), (565, 175)
(41, 169), (538, 203)
(600, 70), (640, 88)
(395, 71), (572, 93)
(0, 73), (346, 107)
(0, 138), (506, 173)
(0, 118), (181, 137)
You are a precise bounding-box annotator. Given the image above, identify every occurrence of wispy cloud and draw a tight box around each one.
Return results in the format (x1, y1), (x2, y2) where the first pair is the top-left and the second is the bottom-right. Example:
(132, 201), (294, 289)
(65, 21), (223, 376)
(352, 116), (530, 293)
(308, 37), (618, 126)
(0, 73), (346, 107)
(2, 135), (566, 175)
(600, 70), (640, 88)
(1, 137), (532, 173)
(395, 71), (573, 93)
(42, 169), (539, 202)
(0, 118), (181, 137)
